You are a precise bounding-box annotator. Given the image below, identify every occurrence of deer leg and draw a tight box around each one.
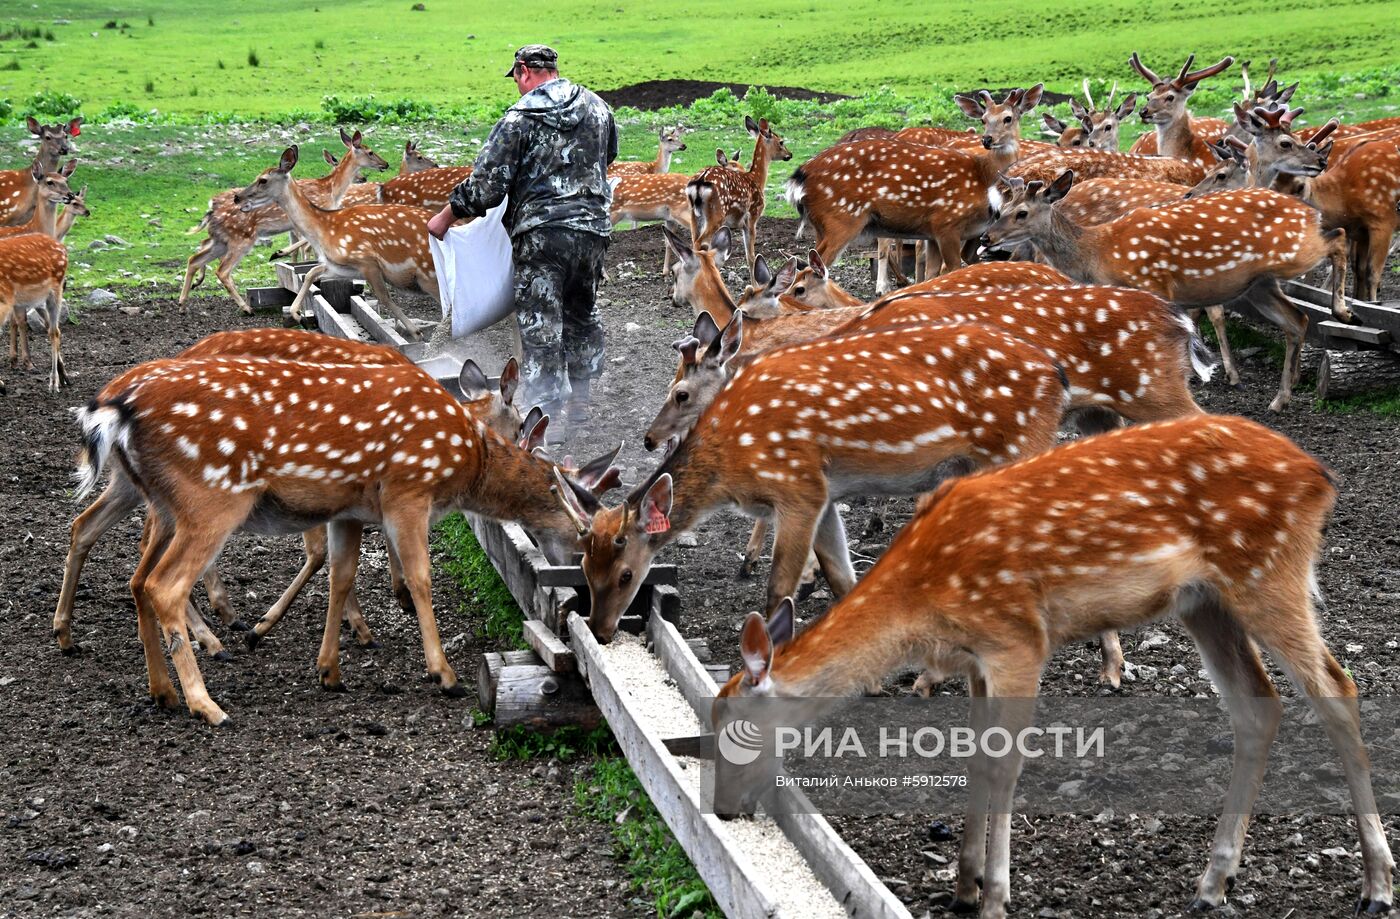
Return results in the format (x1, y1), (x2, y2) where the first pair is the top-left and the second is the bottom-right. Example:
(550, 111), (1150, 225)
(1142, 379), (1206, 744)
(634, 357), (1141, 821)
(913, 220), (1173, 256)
(953, 671), (992, 910)
(183, 599), (229, 661)
(45, 289), (65, 390)
(811, 502), (857, 597)
(287, 264), (327, 322)
(214, 239), (255, 315)
(1201, 305), (1242, 387)
(386, 537), (415, 614)
(978, 672), (1041, 919)
(1324, 228), (1352, 322)
(383, 499), (459, 694)
(744, 214), (759, 276)
(875, 239), (892, 295)
(1246, 280), (1308, 412)
(933, 232), (961, 277)
(739, 518), (768, 579)
(14, 299), (32, 371)
(1175, 593), (1281, 910)
(362, 264), (421, 342)
(1363, 221), (1390, 303)
(343, 585), (377, 648)
(130, 511), (178, 710)
(179, 238), (219, 308)
(315, 520), (362, 691)
(54, 469), (145, 654)
(1098, 631), (1124, 689)
(766, 504), (823, 613)
(248, 525), (328, 649)
(201, 566), (243, 631)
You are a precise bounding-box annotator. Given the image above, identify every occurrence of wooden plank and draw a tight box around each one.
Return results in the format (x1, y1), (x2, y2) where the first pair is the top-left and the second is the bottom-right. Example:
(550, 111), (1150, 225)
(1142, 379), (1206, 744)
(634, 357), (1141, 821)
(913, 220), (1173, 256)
(648, 616), (913, 919)
(522, 619), (575, 672)
(494, 663), (599, 730)
(1284, 280), (1400, 346)
(1317, 320), (1391, 346)
(318, 277), (361, 311)
(538, 563), (678, 589)
(569, 612), (783, 919)
(350, 294), (410, 350)
(311, 294), (364, 341)
(245, 286), (293, 311)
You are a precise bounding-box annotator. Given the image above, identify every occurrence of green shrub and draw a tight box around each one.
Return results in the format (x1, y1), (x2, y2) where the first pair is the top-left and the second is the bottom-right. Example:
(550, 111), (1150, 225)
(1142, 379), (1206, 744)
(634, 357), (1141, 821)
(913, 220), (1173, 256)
(144, 79), (154, 94)
(1, 60), (19, 71)
(96, 100), (152, 122)
(247, 48), (260, 67)
(321, 93), (440, 124)
(26, 90), (82, 119)
(0, 98), (12, 122)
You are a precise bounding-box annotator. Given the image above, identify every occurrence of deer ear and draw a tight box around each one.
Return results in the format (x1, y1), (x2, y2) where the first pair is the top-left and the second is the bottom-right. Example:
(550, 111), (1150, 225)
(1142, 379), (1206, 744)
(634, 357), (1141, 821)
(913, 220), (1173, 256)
(744, 115), (760, 136)
(715, 147), (729, 166)
(693, 310), (721, 350)
(575, 443), (623, 493)
(808, 249), (826, 278)
(352, 130), (363, 146)
(1117, 94), (1137, 118)
(1046, 169), (1075, 202)
(710, 226), (732, 261)
(517, 405), (544, 446)
(522, 414), (550, 452)
(641, 474), (673, 536)
(60, 159), (76, 178)
(1042, 113), (1067, 134)
(1277, 81), (1299, 104)
(740, 612), (774, 685)
(322, 149), (337, 166)
(31, 162), (44, 183)
(405, 140), (414, 154)
(662, 224), (694, 265)
(499, 357), (520, 405)
(1069, 99), (1088, 120)
(953, 93), (985, 119)
(751, 254), (772, 288)
(67, 117), (82, 137)
(339, 127), (353, 147)
(772, 256), (798, 292)
(551, 467), (593, 537)
(26, 115), (41, 135)
(1018, 83), (1044, 112)
(278, 146), (300, 173)
(457, 359), (491, 401)
(767, 596), (795, 648)
(716, 313), (744, 364)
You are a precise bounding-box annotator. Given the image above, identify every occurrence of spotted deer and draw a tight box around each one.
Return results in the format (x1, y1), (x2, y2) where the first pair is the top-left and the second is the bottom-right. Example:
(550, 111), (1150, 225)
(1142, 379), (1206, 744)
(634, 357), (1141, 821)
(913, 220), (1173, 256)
(686, 116), (793, 271)
(610, 172), (693, 272)
(1010, 146), (1206, 186)
(233, 146), (438, 339)
(180, 129), (389, 313)
(0, 116), (80, 226)
(378, 165), (473, 209)
(0, 231), (68, 393)
(54, 329), (523, 657)
(559, 319), (1069, 643)
(714, 415), (1394, 919)
(1125, 53), (1236, 166)
(1050, 176), (1187, 226)
(789, 86), (1043, 282)
(53, 183), (90, 241)
(0, 160), (78, 241)
(1181, 108), (1337, 201)
(1043, 81), (1136, 150)
(784, 252), (1073, 311)
(72, 354), (603, 725)
(983, 171), (1350, 410)
(609, 126), (687, 176)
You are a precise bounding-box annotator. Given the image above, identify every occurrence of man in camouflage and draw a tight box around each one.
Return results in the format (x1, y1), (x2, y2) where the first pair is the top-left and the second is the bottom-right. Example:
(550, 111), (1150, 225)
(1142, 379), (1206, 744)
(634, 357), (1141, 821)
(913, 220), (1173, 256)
(428, 45), (617, 434)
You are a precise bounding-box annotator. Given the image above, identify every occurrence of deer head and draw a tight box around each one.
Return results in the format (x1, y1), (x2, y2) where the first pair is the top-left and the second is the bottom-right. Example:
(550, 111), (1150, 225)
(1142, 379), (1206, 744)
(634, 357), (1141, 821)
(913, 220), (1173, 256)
(403, 139), (439, 172)
(1183, 138), (1251, 198)
(338, 127), (390, 175)
(786, 248), (842, 307)
(644, 311), (743, 451)
(1042, 112), (1085, 147)
(25, 115), (81, 162)
(956, 85), (1044, 153)
(1081, 93), (1137, 150)
(1240, 106), (1334, 180)
(456, 356), (523, 439)
(734, 254), (800, 319)
(1130, 53), (1234, 126)
(234, 146), (301, 211)
(666, 224), (732, 313)
(30, 159), (79, 208)
(982, 170), (1075, 253)
(65, 183), (91, 219)
(661, 126), (688, 155)
(553, 469), (675, 643)
(744, 115), (793, 164)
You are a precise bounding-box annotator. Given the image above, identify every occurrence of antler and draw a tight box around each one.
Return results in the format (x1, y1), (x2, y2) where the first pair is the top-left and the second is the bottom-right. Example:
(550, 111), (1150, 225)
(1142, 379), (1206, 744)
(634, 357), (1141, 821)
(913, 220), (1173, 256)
(1082, 78), (1096, 111)
(1129, 51), (1162, 86)
(1279, 106), (1306, 130)
(1106, 80), (1118, 110)
(1307, 119), (1340, 148)
(1249, 103), (1289, 130)
(1240, 59), (1252, 101)
(1178, 55), (1234, 88)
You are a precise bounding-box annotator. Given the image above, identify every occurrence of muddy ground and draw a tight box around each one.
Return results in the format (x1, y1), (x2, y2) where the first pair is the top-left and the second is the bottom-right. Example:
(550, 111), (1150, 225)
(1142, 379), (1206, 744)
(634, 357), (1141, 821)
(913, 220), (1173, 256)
(0, 212), (1397, 918)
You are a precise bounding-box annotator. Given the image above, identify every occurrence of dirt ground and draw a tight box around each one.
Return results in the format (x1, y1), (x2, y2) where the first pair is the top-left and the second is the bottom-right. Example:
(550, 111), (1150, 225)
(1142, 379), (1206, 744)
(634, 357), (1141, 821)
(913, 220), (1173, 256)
(1, 210), (1398, 918)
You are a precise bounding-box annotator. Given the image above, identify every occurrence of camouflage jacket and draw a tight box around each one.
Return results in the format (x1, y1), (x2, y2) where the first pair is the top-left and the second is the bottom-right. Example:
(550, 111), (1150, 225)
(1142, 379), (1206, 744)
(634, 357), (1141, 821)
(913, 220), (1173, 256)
(449, 79), (617, 238)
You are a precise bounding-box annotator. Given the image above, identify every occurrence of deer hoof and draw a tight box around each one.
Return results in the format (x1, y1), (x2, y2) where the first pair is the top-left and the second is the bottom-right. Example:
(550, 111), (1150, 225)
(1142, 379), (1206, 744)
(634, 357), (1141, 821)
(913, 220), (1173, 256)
(244, 631), (263, 651)
(150, 689), (179, 710)
(1186, 898), (1220, 912)
(228, 618), (250, 633)
(440, 682), (469, 699)
(1359, 898), (1394, 914)
(212, 649), (234, 663)
(59, 642), (81, 657)
(945, 895), (979, 914)
(356, 638), (383, 650)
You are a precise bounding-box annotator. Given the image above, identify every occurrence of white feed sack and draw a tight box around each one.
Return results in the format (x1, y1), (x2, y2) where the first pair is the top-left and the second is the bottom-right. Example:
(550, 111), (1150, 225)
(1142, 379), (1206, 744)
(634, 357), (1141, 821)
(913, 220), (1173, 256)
(600, 636), (846, 919)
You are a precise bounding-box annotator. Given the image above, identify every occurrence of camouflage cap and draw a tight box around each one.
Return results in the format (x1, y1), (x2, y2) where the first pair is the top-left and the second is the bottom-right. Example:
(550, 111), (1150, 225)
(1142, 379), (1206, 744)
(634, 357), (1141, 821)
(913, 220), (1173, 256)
(505, 44), (559, 76)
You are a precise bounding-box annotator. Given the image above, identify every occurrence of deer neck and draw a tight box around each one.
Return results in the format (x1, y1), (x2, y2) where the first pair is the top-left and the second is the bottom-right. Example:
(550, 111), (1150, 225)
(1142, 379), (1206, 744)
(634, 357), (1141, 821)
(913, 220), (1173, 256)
(648, 433), (721, 539)
(822, 280), (864, 308)
(1033, 208), (1103, 284)
(322, 153), (362, 207)
(55, 206), (80, 241)
(1155, 111), (1196, 160)
(975, 139), (1021, 185)
(274, 179), (337, 254)
(747, 137), (772, 190)
(655, 144), (674, 173)
(768, 594), (924, 697)
(690, 267), (739, 325)
(33, 146), (62, 175)
(31, 199), (59, 237)
(460, 428), (580, 539)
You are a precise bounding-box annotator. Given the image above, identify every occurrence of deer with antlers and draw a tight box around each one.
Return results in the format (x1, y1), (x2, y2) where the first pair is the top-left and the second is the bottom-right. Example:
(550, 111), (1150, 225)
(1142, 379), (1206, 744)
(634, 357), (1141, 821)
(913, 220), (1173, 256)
(983, 170), (1350, 410)
(1125, 53), (1236, 165)
(0, 116), (81, 227)
(180, 129), (389, 313)
(790, 86), (1043, 283)
(714, 414), (1394, 918)
(54, 329), (524, 658)
(609, 126), (687, 176)
(234, 146), (438, 339)
(1043, 80), (1137, 150)
(686, 117), (793, 272)
(72, 350), (611, 724)
(560, 318), (1069, 643)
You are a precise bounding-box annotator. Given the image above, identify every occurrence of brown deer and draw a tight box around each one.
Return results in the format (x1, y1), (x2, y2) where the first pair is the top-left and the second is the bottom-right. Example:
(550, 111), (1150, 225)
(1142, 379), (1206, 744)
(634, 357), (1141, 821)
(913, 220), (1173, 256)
(54, 183), (90, 241)
(0, 160), (78, 241)
(0, 116), (81, 226)
(1043, 81), (1136, 150)
(785, 252), (1073, 310)
(609, 126), (687, 176)
(72, 355), (601, 724)
(180, 129), (389, 313)
(714, 415), (1394, 918)
(1051, 176), (1187, 226)
(610, 172), (693, 272)
(559, 319), (1069, 643)
(0, 231), (68, 393)
(686, 116), (793, 271)
(233, 146), (438, 339)
(983, 171), (1350, 411)
(378, 164), (473, 209)
(1125, 53), (1236, 166)
(1010, 145), (1206, 186)
(789, 86), (1043, 280)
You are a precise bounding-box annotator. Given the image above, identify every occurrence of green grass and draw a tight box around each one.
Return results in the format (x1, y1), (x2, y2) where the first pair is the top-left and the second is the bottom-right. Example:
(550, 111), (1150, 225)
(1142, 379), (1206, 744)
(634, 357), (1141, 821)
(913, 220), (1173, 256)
(433, 515), (524, 650)
(1316, 388), (1400, 417)
(490, 723), (617, 760)
(1200, 316), (1288, 368)
(2, 0), (1399, 115)
(576, 757), (721, 919)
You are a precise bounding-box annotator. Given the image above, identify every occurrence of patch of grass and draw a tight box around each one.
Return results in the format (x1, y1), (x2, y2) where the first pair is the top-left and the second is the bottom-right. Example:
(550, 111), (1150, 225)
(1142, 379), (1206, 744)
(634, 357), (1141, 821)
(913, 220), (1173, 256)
(313, 38), (324, 50)
(144, 79), (154, 94)
(576, 757), (720, 918)
(1315, 388), (1400, 417)
(491, 723), (617, 761)
(433, 514), (524, 649)
(1, 60), (18, 72)
(246, 48), (260, 68)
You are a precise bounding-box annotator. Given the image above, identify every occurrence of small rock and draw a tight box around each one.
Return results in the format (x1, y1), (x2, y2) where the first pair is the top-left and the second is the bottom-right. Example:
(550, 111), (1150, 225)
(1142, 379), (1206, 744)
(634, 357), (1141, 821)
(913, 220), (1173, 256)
(86, 239), (107, 250)
(118, 306), (141, 316)
(295, 122), (312, 133)
(247, 860), (266, 876)
(624, 322), (641, 333)
(103, 234), (130, 247)
(920, 849), (948, 865)
(1135, 665), (1160, 681)
(675, 532), (699, 548)
(1138, 631), (1170, 651)
(926, 820), (955, 842)
(118, 825), (138, 840)
(1057, 779), (1085, 797)
(1038, 909), (1060, 919)
(1321, 845), (1352, 858)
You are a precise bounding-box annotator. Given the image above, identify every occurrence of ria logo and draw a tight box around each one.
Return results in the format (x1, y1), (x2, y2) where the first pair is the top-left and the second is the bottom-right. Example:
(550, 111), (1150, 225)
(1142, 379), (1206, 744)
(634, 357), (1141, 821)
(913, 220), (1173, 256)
(718, 719), (764, 765)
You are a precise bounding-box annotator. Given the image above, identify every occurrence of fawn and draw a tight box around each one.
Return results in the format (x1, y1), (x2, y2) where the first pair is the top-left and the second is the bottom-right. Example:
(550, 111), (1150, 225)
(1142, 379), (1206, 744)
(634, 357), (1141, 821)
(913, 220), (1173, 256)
(686, 116), (793, 271)
(609, 126), (687, 176)
(557, 319), (1069, 642)
(784, 252), (1073, 311)
(0, 232), (68, 393)
(0, 116), (80, 226)
(715, 415), (1394, 918)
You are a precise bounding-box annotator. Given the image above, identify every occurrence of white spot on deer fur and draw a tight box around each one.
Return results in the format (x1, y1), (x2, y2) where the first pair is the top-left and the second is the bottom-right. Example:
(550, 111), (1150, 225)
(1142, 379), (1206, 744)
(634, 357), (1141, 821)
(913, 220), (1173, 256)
(176, 436), (199, 459)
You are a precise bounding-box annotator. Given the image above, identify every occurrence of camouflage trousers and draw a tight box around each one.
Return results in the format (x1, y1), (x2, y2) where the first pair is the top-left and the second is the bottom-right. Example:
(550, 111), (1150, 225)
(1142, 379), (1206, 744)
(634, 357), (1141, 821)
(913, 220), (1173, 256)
(511, 226), (609, 412)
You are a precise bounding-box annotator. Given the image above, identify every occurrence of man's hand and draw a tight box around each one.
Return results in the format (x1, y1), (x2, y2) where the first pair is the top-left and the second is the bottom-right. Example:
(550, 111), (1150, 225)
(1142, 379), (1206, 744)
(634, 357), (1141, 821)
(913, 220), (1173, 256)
(427, 205), (456, 241)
